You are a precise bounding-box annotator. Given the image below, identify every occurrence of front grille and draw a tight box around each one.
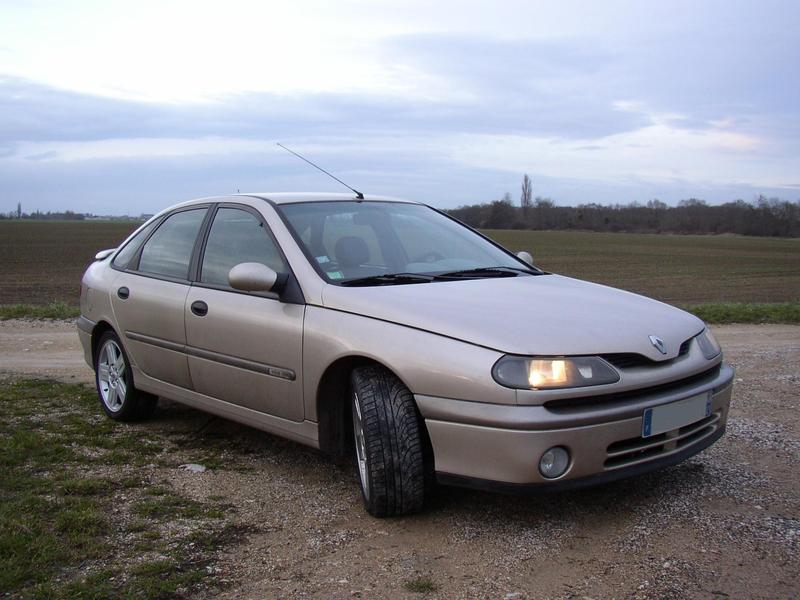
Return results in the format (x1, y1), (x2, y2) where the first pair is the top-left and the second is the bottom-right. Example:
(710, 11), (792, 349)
(603, 412), (720, 470)
(602, 336), (693, 370)
(543, 364), (721, 413)
(602, 353), (650, 369)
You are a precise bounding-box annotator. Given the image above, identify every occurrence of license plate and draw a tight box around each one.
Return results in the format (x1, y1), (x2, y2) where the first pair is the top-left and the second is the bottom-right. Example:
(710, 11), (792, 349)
(642, 392), (712, 438)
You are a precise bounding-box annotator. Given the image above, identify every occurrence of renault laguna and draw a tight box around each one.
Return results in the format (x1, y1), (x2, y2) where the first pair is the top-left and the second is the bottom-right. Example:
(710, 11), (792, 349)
(77, 193), (734, 516)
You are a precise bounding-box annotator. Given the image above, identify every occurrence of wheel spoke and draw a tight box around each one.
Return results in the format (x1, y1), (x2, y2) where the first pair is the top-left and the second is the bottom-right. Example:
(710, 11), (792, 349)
(98, 363), (110, 382)
(106, 385), (117, 408)
(115, 356), (126, 377)
(117, 378), (127, 401)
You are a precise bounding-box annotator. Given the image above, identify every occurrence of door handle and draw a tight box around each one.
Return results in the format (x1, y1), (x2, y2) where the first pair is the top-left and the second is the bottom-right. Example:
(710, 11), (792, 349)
(117, 287), (129, 299)
(190, 300), (208, 317)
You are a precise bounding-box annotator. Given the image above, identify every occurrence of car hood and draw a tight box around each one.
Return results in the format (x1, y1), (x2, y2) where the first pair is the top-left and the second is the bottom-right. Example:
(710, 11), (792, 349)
(321, 274), (704, 360)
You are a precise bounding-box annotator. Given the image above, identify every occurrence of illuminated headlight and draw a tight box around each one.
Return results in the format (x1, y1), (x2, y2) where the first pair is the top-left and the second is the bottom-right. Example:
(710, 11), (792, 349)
(492, 355), (620, 390)
(696, 328), (721, 360)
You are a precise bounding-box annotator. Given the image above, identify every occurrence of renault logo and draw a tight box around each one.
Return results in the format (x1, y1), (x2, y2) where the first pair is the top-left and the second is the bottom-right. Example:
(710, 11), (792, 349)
(649, 335), (667, 355)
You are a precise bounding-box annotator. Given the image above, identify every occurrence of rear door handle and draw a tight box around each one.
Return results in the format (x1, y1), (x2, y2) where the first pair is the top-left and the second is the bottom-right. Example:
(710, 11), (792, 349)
(190, 300), (208, 317)
(117, 287), (129, 299)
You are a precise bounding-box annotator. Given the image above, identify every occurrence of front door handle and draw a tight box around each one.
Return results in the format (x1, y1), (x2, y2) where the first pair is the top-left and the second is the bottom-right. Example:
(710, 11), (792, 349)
(117, 287), (129, 299)
(190, 300), (208, 317)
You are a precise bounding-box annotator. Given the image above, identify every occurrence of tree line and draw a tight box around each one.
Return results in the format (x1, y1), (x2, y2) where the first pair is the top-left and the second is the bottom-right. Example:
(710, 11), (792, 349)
(0, 209), (87, 220)
(446, 175), (800, 237)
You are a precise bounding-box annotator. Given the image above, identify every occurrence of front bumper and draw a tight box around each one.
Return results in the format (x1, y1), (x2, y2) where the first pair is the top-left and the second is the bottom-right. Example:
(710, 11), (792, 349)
(417, 363), (734, 490)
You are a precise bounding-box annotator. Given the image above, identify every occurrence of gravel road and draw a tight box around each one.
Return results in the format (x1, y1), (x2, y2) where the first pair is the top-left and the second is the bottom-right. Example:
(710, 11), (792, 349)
(1, 320), (798, 599)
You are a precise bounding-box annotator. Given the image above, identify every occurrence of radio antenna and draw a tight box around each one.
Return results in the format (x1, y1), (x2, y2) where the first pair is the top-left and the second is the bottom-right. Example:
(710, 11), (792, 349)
(277, 142), (364, 199)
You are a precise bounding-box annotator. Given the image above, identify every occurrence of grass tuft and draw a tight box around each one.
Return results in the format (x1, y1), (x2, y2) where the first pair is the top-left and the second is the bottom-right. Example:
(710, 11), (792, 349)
(404, 576), (438, 593)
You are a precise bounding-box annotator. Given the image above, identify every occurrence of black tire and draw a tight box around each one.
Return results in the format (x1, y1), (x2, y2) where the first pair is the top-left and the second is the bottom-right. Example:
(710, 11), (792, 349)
(350, 365), (426, 517)
(94, 330), (158, 421)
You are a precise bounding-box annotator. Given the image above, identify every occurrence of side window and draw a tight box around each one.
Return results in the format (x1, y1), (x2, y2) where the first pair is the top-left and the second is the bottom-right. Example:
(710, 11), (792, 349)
(138, 209), (206, 279)
(112, 218), (160, 269)
(200, 208), (287, 287)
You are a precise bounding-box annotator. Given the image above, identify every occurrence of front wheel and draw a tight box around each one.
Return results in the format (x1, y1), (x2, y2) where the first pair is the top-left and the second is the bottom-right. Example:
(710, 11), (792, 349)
(95, 331), (157, 421)
(350, 365), (426, 517)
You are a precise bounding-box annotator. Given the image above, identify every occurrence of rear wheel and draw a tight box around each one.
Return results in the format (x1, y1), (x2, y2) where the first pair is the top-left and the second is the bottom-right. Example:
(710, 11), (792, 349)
(95, 331), (157, 421)
(350, 365), (425, 517)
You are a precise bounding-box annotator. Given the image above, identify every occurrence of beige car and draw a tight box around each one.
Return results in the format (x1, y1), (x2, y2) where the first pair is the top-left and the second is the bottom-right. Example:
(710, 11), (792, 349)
(78, 193), (734, 516)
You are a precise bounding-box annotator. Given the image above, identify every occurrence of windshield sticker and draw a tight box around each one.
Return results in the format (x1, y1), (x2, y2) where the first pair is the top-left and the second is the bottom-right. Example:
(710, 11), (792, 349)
(328, 271), (344, 280)
(316, 255), (330, 264)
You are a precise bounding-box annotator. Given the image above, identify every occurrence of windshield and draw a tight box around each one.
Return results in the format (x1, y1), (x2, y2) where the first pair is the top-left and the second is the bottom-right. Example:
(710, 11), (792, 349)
(277, 201), (536, 284)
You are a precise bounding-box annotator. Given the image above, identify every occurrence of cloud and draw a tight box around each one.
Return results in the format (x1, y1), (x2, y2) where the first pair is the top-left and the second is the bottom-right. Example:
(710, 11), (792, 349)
(1, 73), (647, 147)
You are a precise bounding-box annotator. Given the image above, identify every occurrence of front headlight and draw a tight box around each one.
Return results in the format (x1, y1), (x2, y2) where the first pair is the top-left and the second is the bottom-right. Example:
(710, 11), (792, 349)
(696, 328), (721, 360)
(492, 355), (620, 390)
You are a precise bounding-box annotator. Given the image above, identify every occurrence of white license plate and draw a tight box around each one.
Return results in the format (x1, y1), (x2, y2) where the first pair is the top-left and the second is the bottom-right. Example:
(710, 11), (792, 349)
(642, 392), (712, 438)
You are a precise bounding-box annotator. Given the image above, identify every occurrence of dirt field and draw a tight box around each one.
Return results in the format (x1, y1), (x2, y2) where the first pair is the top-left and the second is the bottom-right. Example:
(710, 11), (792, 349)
(1, 221), (798, 306)
(0, 320), (798, 599)
(488, 229), (800, 304)
(0, 220), (138, 306)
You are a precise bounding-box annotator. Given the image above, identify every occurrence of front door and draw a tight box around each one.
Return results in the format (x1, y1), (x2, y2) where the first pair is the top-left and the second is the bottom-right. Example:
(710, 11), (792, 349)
(184, 206), (305, 421)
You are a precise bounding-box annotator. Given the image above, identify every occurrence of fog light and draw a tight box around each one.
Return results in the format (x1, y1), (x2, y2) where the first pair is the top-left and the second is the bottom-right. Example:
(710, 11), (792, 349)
(539, 446), (570, 479)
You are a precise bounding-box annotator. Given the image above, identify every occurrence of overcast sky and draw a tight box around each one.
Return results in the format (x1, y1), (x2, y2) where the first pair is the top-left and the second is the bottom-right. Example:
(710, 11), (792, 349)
(1, 0), (798, 214)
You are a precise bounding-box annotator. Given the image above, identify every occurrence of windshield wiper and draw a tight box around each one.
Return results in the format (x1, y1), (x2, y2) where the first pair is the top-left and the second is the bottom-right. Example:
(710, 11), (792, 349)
(437, 266), (539, 279)
(340, 273), (435, 287)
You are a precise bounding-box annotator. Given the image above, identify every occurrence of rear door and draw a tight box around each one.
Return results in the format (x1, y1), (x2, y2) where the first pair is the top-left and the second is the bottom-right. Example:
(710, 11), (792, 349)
(110, 206), (209, 389)
(184, 204), (305, 421)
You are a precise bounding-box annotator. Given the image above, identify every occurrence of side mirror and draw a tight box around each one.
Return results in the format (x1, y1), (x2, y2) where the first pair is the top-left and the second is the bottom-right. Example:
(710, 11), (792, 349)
(94, 248), (116, 261)
(516, 251), (534, 266)
(228, 262), (278, 292)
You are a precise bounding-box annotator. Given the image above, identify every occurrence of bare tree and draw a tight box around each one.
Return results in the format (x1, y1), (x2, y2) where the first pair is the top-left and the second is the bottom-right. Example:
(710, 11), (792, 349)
(520, 174), (532, 213)
(16, 202), (21, 219)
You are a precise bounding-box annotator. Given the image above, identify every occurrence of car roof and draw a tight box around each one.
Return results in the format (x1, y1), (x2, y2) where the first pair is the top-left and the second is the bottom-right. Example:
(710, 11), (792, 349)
(242, 192), (419, 205)
(159, 193), (422, 216)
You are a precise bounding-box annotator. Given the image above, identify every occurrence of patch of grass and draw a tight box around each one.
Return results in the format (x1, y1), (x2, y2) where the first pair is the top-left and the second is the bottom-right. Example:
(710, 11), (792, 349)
(127, 564), (205, 599)
(131, 558), (176, 576)
(683, 301), (800, 324)
(0, 301), (80, 320)
(404, 576), (438, 593)
(134, 488), (223, 521)
(0, 378), (240, 598)
(121, 476), (142, 489)
(184, 523), (253, 551)
(35, 569), (117, 600)
(59, 476), (112, 497)
(126, 519), (149, 533)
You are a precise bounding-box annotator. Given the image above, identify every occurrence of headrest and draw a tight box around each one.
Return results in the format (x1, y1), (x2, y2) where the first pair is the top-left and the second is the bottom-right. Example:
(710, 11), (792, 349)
(334, 236), (370, 268)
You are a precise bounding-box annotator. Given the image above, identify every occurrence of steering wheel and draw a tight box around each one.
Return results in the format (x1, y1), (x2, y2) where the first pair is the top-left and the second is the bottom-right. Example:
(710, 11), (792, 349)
(412, 251), (445, 263)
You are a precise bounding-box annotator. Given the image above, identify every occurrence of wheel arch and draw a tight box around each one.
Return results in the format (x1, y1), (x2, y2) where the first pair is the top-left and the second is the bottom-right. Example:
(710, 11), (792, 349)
(90, 320), (117, 366)
(315, 355), (431, 457)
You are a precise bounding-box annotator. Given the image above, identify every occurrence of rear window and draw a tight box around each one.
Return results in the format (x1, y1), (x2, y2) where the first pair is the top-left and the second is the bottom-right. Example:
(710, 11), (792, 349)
(137, 209), (206, 279)
(112, 219), (160, 269)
